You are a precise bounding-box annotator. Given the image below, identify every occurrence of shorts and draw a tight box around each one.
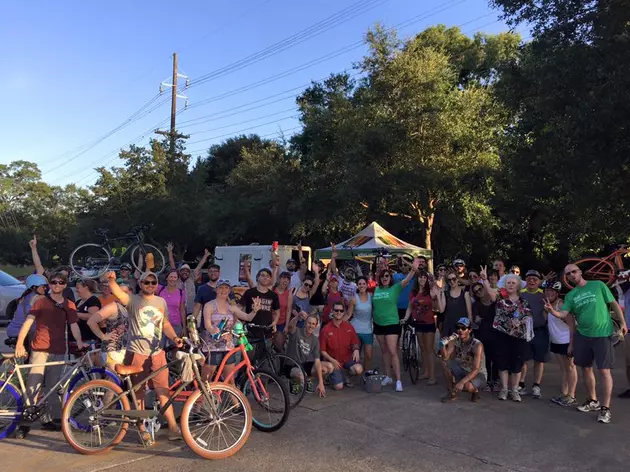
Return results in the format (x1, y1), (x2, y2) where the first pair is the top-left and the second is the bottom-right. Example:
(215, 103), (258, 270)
(373, 322), (402, 337)
(357, 333), (373, 346)
(493, 331), (528, 374)
(412, 322), (436, 333)
(102, 349), (126, 365)
(397, 308), (407, 320)
(208, 350), (240, 366)
(550, 342), (569, 356)
(275, 324), (286, 333)
(122, 350), (169, 399)
(329, 360), (359, 385)
(524, 327), (550, 363)
(447, 360), (486, 388)
(573, 332), (614, 369)
(302, 361), (315, 376)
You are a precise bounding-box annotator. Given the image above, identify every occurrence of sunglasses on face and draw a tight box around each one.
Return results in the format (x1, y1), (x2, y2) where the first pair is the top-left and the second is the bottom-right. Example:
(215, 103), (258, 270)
(448, 277), (457, 282)
(438, 268), (446, 271)
(456, 326), (469, 331)
(304, 283), (313, 288)
(50, 280), (66, 286)
(333, 309), (344, 313)
(142, 280), (158, 286)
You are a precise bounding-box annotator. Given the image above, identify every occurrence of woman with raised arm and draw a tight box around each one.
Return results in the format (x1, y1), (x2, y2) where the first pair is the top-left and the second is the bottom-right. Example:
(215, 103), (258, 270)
(440, 271), (473, 338)
(346, 276), (374, 370)
(372, 257), (420, 392)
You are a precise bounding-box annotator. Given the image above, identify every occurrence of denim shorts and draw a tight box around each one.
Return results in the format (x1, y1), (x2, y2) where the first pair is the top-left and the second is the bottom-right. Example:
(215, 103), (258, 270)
(447, 360), (486, 388)
(329, 360), (359, 385)
(207, 350), (241, 366)
(357, 333), (373, 346)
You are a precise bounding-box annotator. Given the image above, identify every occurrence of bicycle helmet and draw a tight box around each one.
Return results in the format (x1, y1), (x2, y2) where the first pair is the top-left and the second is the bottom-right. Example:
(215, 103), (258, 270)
(542, 280), (562, 291)
(26, 274), (48, 288)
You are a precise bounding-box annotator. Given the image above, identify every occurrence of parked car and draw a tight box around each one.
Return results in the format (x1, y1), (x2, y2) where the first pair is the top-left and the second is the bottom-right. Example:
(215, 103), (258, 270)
(0, 271), (26, 326)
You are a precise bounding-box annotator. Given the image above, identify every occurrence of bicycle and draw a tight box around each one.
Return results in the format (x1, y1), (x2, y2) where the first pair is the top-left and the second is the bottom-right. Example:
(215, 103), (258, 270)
(69, 225), (166, 279)
(400, 322), (420, 385)
(564, 244), (630, 288)
(211, 322), (290, 433)
(0, 341), (120, 440)
(248, 324), (306, 409)
(61, 337), (253, 460)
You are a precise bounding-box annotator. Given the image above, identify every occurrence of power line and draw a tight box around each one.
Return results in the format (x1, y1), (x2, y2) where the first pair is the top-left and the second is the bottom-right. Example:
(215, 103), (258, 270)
(187, 115), (299, 145)
(185, 107), (298, 135)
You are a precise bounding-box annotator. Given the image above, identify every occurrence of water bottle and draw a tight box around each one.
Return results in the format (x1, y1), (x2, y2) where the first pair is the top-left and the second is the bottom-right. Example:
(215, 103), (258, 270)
(212, 318), (228, 341)
(438, 333), (458, 349)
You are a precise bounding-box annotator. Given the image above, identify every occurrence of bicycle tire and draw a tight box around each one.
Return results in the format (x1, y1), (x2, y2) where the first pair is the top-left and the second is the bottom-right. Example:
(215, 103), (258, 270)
(62, 379), (129, 455)
(131, 243), (166, 275)
(70, 244), (111, 279)
(181, 382), (252, 460)
(563, 258), (616, 289)
(238, 369), (290, 433)
(63, 367), (121, 404)
(401, 328), (411, 372)
(408, 335), (420, 385)
(0, 382), (23, 440)
(257, 353), (305, 408)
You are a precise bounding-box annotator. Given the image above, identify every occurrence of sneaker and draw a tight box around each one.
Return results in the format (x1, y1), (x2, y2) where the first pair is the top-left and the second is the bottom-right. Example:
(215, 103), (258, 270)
(14, 426), (29, 439)
(395, 380), (403, 392)
(482, 382), (492, 393)
(427, 378), (437, 386)
(560, 396), (578, 407)
(41, 421), (61, 432)
(511, 389), (522, 402)
(517, 385), (529, 396)
(498, 388), (508, 401)
(290, 381), (303, 395)
(441, 391), (458, 403)
(471, 391), (481, 403)
(617, 389), (630, 398)
(577, 399), (601, 412)
(168, 428), (183, 441)
(532, 385), (542, 399)
(305, 379), (315, 393)
(381, 376), (393, 387)
(550, 394), (566, 405)
(492, 381), (501, 393)
(597, 407), (612, 424)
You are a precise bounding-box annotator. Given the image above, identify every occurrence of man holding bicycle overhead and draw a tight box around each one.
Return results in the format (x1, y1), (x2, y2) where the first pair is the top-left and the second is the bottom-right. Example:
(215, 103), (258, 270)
(107, 271), (184, 441)
(14, 271), (86, 439)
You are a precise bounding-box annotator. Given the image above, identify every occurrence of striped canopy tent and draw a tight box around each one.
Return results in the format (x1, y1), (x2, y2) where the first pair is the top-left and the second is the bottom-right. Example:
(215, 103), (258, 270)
(315, 222), (432, 261)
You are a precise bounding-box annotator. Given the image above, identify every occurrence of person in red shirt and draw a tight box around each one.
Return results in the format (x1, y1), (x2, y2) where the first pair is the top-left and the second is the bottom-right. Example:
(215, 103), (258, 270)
(15, 271), (86, 439)
(320, 301), (363, 390)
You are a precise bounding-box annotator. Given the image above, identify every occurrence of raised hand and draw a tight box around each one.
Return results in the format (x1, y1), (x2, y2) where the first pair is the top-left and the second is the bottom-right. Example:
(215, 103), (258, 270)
(29, 235), (37, 249)
(543, 297), (554, 313)
(204, 248), (211, 257)
(331, 243), (338, 259)
(166, 242), (174, 252)
(312, 261), (320, 273)
(412, 257), (421, 271)
(543, 271), (557, 281)
(106, 271), (117, 282)
(479, 265), (488, 281)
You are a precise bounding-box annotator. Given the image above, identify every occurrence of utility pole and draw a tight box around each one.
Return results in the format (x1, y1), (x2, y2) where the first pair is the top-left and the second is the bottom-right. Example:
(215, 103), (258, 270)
(156, 53), (189, 156)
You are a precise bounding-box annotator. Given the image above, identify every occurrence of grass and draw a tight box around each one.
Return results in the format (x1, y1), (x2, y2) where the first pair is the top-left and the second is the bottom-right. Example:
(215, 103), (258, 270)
(0, 265), (35, 278)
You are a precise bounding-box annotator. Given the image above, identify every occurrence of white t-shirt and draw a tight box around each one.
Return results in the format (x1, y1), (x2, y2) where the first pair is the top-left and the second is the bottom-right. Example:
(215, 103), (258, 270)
(338, 275), (357, 304)
(547, 301), (570, 344)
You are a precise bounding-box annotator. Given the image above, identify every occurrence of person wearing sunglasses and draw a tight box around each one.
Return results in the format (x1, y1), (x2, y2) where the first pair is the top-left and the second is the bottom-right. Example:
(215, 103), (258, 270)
(346, 276), (375, 371)
(319, 302), (363, 390)
(440, 271), (472, 339)
(291, 268), (321, 328)
(440, 317), (486, 403)
(14, 271), (86, 439)
(372, 257), (420, 392)
(453, 259), (470, 287)
(471, 267), (500, 393)
(105, 271), (184, 440)
(435, 264), (448, 289)
(545, 264), (627, 424)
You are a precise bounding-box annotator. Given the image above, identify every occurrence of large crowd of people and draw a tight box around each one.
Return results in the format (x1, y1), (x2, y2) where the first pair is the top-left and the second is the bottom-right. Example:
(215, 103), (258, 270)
(5, 236), (630, 443)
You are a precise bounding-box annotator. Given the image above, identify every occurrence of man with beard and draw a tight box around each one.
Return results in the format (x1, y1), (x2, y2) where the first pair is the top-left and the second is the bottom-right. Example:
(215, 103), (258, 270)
(167, 243), (211, 316)
(239, 268), (280, 344)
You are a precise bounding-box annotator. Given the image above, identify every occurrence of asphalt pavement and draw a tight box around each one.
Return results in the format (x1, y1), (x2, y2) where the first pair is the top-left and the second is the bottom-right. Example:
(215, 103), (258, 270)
(1, 328), (630, 472)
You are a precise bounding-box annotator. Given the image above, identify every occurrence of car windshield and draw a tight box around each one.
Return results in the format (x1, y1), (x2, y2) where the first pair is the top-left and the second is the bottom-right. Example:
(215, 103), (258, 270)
(0, 271), (22, 286)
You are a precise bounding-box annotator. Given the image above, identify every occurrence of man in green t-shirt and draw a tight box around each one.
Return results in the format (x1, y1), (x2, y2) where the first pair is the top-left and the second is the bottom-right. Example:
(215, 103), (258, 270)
(545, 263), (627, 424)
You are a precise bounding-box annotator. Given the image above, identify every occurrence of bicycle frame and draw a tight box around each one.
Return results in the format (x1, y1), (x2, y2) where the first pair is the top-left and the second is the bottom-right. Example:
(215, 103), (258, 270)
(212, 343), (267, 404)
(0, 349), (100, 416)
(611, 248), (629, 270)
(100, 233), (143, 264)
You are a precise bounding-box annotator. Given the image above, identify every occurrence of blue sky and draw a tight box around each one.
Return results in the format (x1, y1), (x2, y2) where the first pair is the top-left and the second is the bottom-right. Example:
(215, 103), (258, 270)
(1, 0), (521, 187)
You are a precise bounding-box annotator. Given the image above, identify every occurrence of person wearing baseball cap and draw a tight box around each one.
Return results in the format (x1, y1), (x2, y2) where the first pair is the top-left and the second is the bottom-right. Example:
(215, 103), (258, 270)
(518, 269), (547, 399)
(440, 317), (487, 404)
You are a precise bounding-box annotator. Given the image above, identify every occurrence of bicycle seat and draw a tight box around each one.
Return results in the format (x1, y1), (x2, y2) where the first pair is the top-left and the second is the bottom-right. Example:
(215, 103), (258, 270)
(0, 352), (16, 359)
(94, 228), (109, 236)
(115, 364), (144, 376)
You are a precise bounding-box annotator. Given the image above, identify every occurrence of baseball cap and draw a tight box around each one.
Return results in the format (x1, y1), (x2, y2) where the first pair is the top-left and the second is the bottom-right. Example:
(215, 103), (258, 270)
(453, 259), (466, 266)
(217, 279), (232, 287)
(179, 264), (191, 271)
(456, 317), (471, 328)
(139, 271), (158, 282)
(120, 263), (132, 270)
(525, 270), (541, 279)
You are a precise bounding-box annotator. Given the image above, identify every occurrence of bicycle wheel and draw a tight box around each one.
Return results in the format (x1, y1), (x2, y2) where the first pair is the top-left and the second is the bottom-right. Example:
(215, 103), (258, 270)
(0, 382), (23, 439)
(181, 382), (252, 460)
(238, 369), (290, 433)
(408, 335), (420, 385)
(563, 258), (616, 288)
(62, 379), (130, 455)
(131, 243), (166, 275)
(257, 353), (305, 408)
(63, 367), (121, 404)
(401, 327), (411, 372)
(70, 244), (111, 279)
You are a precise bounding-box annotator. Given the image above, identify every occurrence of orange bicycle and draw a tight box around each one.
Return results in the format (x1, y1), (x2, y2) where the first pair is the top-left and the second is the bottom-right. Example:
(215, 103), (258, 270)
(564, 245), (630, 288)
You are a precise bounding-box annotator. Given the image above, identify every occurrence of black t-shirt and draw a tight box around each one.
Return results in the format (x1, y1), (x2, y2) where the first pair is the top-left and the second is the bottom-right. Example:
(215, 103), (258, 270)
(472, 300), (496, 339)
(64, 287), (76, 303)
(240, 287), (280, 339)
(309, 272), (327, 306)
(69, 295), (102, 342)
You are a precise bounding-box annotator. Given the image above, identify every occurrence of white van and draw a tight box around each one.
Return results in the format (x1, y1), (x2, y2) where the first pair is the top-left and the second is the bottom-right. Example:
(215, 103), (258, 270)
(213, 244), (312, 288)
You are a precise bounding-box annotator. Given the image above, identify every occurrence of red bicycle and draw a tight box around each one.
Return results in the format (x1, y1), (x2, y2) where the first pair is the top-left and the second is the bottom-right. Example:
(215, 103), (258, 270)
(564, 245), (630, 288)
